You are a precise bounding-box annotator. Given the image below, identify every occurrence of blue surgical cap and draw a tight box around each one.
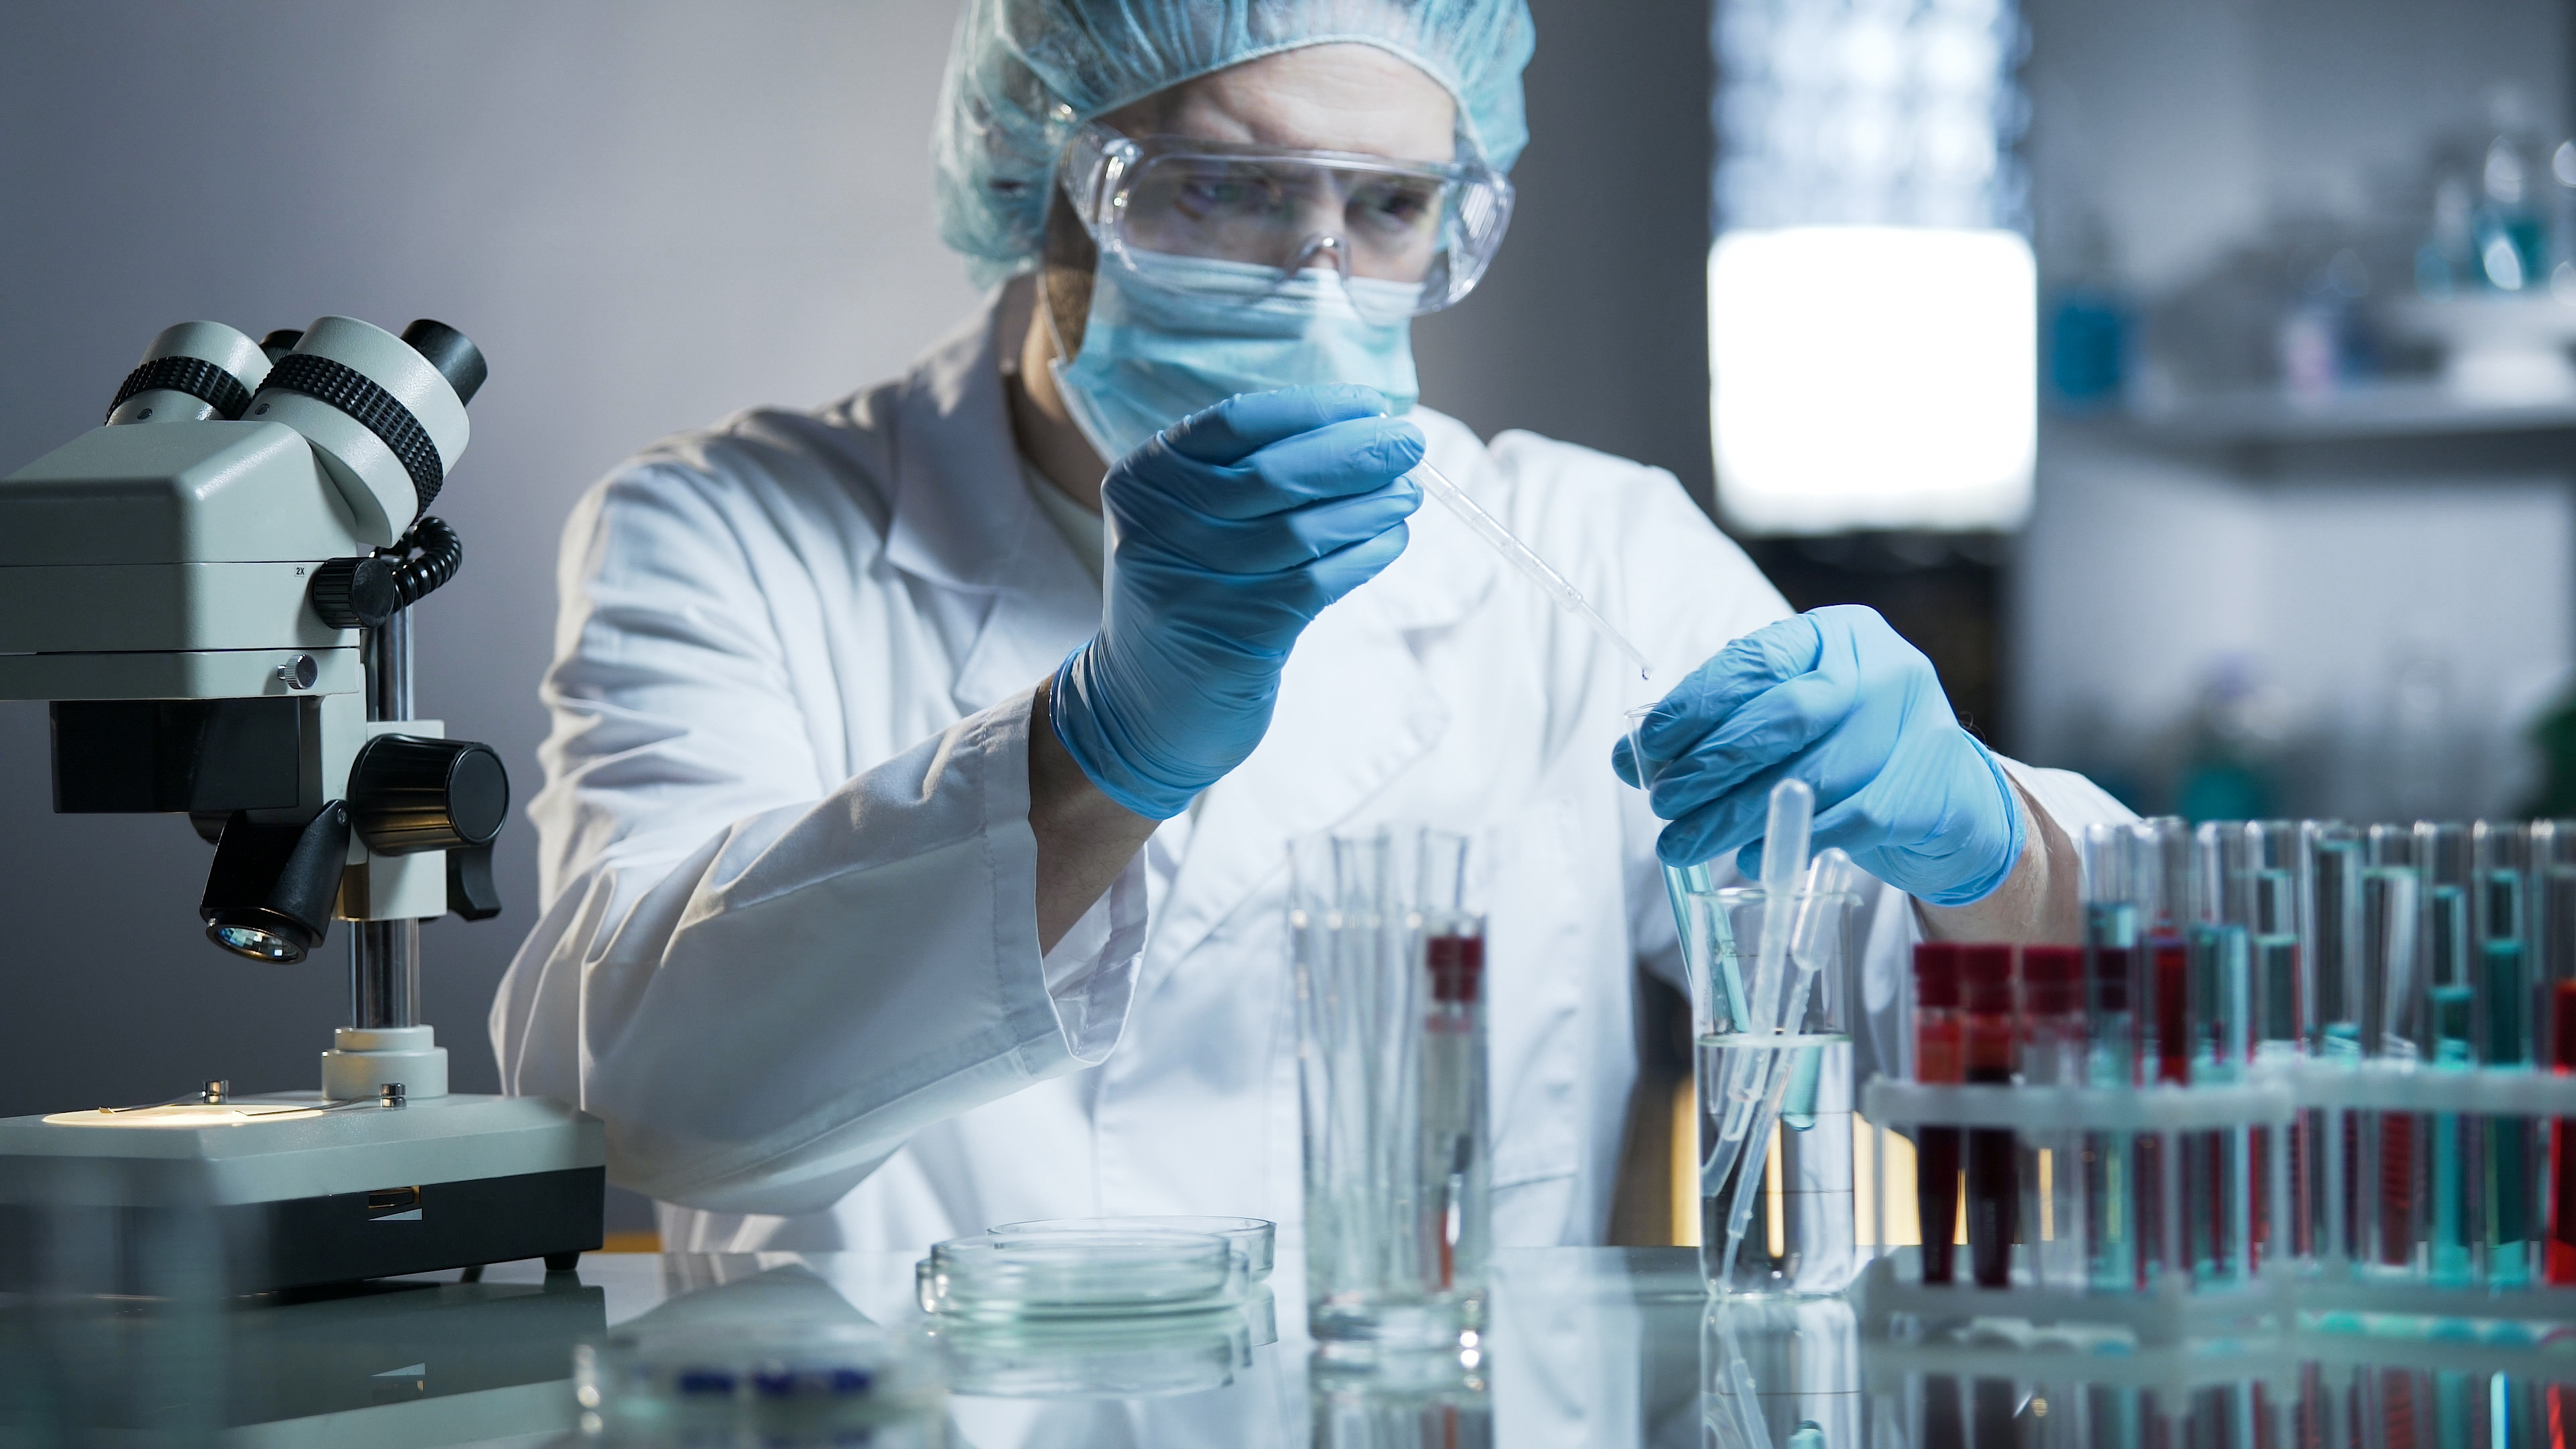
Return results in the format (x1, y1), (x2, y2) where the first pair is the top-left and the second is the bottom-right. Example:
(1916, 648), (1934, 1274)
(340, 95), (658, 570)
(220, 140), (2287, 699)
(932, 0), (1537, 287)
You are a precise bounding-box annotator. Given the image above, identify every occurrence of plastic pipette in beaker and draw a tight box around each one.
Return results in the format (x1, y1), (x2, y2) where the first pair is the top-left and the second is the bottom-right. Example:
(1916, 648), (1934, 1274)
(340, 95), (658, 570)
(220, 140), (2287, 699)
(1410, 460), (1654, 680)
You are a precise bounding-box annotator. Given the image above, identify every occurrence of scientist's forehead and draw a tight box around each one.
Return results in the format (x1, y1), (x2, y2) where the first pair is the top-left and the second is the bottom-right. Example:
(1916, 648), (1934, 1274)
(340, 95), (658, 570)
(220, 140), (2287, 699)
(1104, 43), (1458, 164)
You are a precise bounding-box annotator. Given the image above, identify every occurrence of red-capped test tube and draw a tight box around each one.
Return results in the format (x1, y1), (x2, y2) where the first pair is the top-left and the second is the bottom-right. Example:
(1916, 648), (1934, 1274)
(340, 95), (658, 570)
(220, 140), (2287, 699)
(2021, 945), (2088, 1289)
(2548, 980), (2576, 1285)
(1913, 942), (1965, 1285)
(1962, 945), (2021, 1288)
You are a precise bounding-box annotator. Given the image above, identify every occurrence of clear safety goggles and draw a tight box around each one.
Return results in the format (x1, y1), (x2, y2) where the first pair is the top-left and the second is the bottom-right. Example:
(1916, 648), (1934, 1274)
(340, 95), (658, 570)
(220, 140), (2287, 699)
(1057, 121), (1515, 324)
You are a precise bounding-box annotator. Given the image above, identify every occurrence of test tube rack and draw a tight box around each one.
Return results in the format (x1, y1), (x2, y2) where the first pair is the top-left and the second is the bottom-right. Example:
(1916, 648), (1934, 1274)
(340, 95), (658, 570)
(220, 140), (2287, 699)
(1861, 1062), (2576, 1339)
(1858, 814), (2576, 1336)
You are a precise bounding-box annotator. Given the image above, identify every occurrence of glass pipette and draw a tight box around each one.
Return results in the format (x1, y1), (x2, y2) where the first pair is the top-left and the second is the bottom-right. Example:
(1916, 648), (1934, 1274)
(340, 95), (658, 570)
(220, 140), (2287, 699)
(1409, 460), (1654, 680)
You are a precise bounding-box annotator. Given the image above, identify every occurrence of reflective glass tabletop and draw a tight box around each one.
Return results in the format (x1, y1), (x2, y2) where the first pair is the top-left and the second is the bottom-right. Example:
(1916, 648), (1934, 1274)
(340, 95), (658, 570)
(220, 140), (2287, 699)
(5, 1247), (2568, 1446)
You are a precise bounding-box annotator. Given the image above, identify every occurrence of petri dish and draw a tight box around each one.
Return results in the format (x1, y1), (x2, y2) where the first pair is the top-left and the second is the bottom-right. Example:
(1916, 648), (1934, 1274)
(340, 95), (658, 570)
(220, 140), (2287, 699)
(986, 1215), (1275, 1279)
(935, 1304), (1253, 1399)
(919, 1229), (1246, 1320)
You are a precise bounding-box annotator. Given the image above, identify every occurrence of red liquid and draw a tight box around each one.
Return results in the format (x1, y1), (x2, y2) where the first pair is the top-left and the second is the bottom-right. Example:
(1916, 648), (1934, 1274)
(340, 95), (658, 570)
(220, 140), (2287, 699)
(2152, 936), (2190, 1085)
(2250, 1126), (2270, 1272)
(1961, 945), (2018, 1289)
(2377, 1114), (2417, 1268)
(2137, 935), (2188, 1282)
(1427, 934), (1483, 1004)
(2551, 981), (2576, 1284)
(2379, 1368), (2419, 1449)
(1919, 1128), (1962, 1285)
(1914, 943), (1966, 1286)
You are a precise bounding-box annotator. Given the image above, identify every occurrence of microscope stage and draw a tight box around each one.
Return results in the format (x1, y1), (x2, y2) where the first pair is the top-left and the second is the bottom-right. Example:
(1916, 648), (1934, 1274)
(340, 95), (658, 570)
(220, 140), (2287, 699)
(0, 1093), (605, 1295)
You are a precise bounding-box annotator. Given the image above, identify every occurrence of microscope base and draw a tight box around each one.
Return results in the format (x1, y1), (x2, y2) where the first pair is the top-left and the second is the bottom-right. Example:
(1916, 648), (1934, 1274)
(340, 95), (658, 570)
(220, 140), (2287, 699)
(0, 1092), (605, 1295)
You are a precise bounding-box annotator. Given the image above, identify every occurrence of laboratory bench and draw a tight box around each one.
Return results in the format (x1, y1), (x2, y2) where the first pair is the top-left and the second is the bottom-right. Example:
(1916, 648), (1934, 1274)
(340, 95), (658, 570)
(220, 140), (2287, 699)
(8, 1246), (2573, 1446)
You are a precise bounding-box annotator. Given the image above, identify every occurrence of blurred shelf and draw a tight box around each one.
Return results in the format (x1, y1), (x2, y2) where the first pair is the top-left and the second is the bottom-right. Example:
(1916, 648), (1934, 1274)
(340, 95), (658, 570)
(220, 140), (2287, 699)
(2057, 380), (2576, 480)
(2106, 380), (2576, 447)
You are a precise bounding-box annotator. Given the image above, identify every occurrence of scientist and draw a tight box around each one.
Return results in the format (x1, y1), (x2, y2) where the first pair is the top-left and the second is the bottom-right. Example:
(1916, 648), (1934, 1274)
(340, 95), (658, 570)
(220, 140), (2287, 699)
(491, 0), (2127, 1252)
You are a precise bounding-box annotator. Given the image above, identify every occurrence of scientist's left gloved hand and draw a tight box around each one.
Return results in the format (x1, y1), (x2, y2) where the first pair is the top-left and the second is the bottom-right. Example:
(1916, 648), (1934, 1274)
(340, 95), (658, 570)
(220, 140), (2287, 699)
(1612, 604), (2025, 906)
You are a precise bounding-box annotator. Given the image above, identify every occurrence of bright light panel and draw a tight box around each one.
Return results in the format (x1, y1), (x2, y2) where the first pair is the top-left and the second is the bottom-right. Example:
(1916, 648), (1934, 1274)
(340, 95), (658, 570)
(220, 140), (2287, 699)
(1710, 226), (2035, 535)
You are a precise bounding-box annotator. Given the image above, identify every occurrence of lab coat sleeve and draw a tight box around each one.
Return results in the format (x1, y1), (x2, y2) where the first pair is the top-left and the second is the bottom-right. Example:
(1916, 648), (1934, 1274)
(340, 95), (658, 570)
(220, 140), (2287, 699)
(490, 462), (1144, 1218)
(1845, 758), (2137, 1088)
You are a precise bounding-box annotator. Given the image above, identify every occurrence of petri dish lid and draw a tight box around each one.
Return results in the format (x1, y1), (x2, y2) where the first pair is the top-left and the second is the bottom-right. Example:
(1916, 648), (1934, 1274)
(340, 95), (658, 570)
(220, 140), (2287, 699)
(987, 1215), (1275, 1279)
(919, 1229), (1246, 1320)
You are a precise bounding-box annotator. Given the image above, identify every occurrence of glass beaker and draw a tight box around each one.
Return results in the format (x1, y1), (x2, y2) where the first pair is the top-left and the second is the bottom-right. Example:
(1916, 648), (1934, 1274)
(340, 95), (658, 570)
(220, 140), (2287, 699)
(1289, 824), (1489, 1356)
(1687, 885), (1860, 1297)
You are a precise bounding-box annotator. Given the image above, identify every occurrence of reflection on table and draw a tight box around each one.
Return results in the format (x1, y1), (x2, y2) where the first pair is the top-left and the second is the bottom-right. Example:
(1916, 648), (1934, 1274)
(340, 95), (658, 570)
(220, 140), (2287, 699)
(3, 1247), (2567, 1446)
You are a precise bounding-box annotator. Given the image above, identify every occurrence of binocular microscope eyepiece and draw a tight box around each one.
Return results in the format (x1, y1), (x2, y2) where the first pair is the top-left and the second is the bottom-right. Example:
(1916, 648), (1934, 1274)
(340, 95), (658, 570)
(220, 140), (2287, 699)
(30, 315), (507, 966)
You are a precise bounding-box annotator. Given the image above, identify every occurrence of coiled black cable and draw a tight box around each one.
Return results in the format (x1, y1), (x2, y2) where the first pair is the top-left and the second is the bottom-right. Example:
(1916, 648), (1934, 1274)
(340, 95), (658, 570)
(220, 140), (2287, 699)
(384, 515), (462, 607)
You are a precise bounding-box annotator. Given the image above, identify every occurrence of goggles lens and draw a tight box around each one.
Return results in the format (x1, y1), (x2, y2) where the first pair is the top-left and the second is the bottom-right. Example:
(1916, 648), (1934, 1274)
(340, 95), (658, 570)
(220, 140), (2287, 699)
(1065, 125), (1513, 322)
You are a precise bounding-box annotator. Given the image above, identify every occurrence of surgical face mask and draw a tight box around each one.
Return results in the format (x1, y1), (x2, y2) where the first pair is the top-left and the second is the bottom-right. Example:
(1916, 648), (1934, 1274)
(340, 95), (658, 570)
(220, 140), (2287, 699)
(1049, 250), (1421, 463)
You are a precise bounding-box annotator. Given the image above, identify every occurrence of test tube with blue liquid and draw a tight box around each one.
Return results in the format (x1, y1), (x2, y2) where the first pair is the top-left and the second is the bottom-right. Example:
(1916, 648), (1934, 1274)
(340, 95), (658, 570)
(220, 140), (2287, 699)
(2473, 820), (2537, 1285)
(2080, 823), (2141, 1291)
(2133, 817), (2194, 1287)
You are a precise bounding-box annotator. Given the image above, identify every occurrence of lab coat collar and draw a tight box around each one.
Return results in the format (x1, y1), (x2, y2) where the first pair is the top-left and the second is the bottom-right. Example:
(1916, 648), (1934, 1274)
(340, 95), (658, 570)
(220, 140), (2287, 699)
(880, 287), (1104, 714)
(1132, 411), (1506, 985)
(881, 286), (1060, 596)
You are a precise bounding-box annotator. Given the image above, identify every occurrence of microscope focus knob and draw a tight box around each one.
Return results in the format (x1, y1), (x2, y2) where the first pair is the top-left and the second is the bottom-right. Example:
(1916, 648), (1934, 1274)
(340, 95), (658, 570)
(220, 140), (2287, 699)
(346, 735), (509, 855)
(308, 556), (402, 629)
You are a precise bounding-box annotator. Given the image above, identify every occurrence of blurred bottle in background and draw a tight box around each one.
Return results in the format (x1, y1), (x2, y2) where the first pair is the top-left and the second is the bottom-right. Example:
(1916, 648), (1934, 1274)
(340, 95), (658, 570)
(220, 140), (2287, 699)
(2044, 205), (2132, 413)
(2473, 85), (2550, 292)
(2419, 86), (2555, 298)
(2550, 138), (2576, 298)
(2278, 245), (2374, 398)
(2377, 644), (2467, 822)
(2173, 655), (2290, 822)
(2416, 162), (2481, 298)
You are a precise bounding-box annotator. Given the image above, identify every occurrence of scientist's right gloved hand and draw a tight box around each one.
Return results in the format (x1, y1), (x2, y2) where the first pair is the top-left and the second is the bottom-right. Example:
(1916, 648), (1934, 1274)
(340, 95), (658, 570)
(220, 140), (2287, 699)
(1049, 385), (1425, 820)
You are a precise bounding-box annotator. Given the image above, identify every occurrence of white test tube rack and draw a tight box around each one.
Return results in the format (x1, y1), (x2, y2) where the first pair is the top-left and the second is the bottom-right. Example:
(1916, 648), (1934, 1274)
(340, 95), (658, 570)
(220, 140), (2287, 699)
(1857, 1062), (2576, 1342)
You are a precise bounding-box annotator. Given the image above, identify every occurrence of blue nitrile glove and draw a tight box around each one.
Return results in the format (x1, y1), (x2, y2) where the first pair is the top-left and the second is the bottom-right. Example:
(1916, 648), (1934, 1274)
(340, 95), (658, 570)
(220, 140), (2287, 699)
(1050, 385), (1424, 819)
(1611, 604), (2025, 906)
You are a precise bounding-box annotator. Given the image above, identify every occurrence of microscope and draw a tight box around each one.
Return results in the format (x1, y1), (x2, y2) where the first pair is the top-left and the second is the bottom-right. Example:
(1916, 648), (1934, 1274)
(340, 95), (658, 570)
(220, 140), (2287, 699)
(0, 317), (604, 1293)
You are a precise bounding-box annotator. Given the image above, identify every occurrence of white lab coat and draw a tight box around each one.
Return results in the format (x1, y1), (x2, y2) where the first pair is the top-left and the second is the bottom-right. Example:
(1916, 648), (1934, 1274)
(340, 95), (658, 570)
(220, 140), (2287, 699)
(490, 292), (2129, 1254)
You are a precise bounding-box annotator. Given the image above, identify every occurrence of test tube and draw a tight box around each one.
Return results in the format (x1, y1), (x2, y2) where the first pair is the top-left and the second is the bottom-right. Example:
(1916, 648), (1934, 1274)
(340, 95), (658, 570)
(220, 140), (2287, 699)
(2307, 822), (2367, 1266)
(2359, 856), (2421, 1273)
(1960, 945), (2019, 1289)
(2548, 977), (2576, 1285)
(2081, 822), (2140, 1293)
(1912, 943), (1965, 1287)
(2473, 821), (2536, 1285)
(2428, 957), (2475, 1285)
(2536, 821), (2576, 1285)
(2185, 917), (2250, 1285)
(2020, 945), (2086, 1289)
(2136, 819), (2192, 1287)
(1417, 831), (1489, 1296)
(2207, 820), (2306, 1269)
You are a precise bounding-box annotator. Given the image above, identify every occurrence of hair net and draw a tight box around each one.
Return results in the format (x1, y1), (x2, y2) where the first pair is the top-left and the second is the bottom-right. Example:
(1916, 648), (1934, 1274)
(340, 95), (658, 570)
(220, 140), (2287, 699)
(933, 0), (1537, 286)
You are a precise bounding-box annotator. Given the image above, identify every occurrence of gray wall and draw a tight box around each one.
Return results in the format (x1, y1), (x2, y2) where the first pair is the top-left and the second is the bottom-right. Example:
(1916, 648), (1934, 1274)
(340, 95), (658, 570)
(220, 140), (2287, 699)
(2010, 0), (2576, 816)
(1413, 0), (1717, 511)
(0, 1), (981, 1119)
(0, 1), (1711, 1140)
